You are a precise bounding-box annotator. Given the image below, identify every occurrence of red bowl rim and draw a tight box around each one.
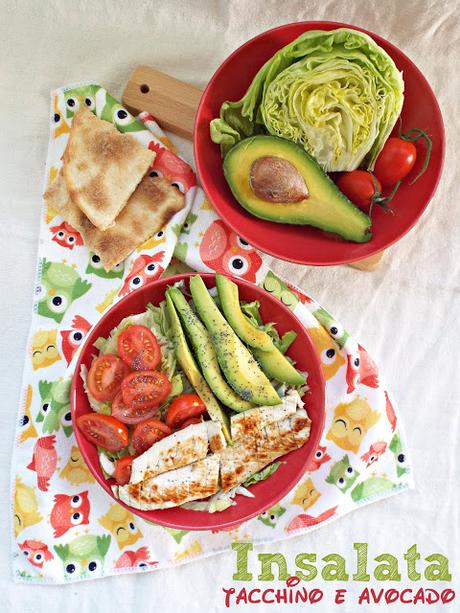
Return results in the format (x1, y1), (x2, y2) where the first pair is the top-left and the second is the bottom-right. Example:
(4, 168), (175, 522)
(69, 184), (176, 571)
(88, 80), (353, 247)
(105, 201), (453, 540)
(71, 273), (326, 530)
(194, 20), (446, 266)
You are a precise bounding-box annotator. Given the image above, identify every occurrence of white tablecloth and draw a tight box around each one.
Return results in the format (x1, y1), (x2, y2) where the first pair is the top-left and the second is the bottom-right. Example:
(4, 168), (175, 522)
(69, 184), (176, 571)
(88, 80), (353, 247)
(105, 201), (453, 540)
(1, 1), (459, 611)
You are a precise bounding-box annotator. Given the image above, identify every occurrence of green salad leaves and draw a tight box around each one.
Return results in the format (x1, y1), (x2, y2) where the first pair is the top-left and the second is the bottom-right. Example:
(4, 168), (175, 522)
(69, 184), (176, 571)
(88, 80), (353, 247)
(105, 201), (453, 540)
(210, 28), (404, 172)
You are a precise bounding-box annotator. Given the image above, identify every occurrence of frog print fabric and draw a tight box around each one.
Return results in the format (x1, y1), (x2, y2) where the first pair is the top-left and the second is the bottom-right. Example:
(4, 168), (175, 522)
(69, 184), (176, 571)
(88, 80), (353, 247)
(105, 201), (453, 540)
(11, 83), (413, 584)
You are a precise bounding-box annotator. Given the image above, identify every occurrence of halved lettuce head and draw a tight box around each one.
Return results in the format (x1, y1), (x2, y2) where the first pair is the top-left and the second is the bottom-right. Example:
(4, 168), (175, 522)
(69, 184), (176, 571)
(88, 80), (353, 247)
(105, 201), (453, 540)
(210, 28), (404, 172)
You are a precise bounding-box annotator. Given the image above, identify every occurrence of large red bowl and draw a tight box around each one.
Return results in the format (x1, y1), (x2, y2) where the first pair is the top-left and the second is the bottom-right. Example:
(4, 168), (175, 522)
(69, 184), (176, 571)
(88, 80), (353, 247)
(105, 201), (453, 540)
(71, 273), (326, 530)
(194, 21), (445, 266)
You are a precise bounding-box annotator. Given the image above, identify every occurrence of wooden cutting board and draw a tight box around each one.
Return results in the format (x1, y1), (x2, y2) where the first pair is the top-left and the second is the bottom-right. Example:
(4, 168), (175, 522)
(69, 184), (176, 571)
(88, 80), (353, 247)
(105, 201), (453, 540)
(122, 65), (385, 271)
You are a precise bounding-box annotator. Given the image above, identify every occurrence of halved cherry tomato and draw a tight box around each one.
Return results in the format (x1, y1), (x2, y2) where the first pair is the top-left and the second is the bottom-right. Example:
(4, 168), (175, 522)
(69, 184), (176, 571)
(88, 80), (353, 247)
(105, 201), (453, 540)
(114, 455), (134, 485)
(132, 419), (172, 454)
(179, 416), (203, 430)
(374, 137), (417, 186)
(87, 354), (129, 402)
(121, 370), (172, 409)
(77, 413), (128, 452)
(166, 394), (207, 429)
(117, 325), (161, 371)
(336, 171), (382, 212)
(111, 391), (159, 424)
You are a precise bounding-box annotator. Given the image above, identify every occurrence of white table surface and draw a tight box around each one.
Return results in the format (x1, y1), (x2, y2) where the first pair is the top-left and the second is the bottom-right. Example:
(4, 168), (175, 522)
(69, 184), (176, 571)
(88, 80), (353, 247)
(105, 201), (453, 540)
(1, 1), (459, 611)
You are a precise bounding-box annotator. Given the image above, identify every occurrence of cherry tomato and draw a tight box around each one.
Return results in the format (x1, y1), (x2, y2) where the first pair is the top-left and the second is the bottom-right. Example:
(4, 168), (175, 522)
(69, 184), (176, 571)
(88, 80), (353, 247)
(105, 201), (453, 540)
(132, 419), (172, 454)
(111, 391), (159, 425)
(336, 171), (382, 213)
(114, 455), (134, 485)
(166, 394), (207, 429)
(121, 371), (172, 410)
(77, 413), (128, 452)
(117, 325), (161, 371)
(87, 354), (129, 402)
(179, 417), (203, 430)
(374, 137), (417, 186)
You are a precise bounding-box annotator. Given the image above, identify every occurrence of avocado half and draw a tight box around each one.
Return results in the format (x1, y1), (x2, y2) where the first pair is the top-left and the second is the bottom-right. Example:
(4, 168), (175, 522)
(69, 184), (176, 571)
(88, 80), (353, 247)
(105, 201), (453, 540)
(223, 135), (372, 243)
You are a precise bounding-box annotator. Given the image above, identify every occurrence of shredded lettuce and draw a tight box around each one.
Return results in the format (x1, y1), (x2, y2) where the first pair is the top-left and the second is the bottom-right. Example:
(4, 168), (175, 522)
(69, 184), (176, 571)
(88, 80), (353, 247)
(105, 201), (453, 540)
(241, 300), (263, 326)
(276, 331), (297, 354)
(211, 28), (404, 171)
(243, 461), (283, 486)
(181, 483), (255, 513)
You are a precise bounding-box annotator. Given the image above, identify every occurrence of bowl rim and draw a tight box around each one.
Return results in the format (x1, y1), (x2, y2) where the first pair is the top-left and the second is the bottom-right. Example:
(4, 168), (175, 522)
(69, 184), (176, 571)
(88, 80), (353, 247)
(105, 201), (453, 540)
(194, 20), (446, 266)
(70, 272), (326, 530)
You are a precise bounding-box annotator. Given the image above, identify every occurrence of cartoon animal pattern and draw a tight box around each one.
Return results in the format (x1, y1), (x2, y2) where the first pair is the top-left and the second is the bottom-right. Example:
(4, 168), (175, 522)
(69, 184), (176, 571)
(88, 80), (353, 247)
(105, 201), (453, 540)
(59, 446), (95, 485)
(60, 315), (91, 365)
(119, 252), (165, 296)
(37, 378), (73, 437)
(11, 83), (411, 583)
(86, 253), (125, 279)
(50, 491), (91, 537)
(98, 504), (143, 549)
(114, 546), (157, 569)
(258, 504), (286, 528)
(54, 534), (111, 579)
(19, 386), (38, 443)
(37, 259), (91, 323)
(19, 539), (54, 569)
(199, 219), (263, 282)
(50, 221), (83, 250)
(31, 329), (61, 371)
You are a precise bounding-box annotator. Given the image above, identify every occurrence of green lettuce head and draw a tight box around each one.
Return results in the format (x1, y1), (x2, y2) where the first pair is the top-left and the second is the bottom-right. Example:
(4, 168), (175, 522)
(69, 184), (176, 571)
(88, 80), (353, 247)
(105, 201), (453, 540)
(210, 28), (404, 172)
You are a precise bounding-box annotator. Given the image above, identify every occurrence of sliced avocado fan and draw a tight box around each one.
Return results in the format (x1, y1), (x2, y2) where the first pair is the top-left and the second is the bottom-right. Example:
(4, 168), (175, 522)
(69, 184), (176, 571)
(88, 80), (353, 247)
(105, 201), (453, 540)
(215, 273), (273, 351)
(189, 275), (281, 406)
(165, 291), (231, 442)
(167, 286), (253, 412)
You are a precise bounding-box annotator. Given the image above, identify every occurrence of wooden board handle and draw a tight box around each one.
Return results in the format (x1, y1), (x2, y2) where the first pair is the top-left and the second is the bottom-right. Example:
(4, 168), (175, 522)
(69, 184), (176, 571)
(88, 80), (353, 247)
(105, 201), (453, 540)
(122, 65), (202, 140)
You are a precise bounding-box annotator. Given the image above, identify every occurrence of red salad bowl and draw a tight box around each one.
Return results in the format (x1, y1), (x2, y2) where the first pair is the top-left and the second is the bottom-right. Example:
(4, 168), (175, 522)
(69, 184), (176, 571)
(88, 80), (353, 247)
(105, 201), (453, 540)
(71, 273), (326, 530)
(194, 21), (445, 266)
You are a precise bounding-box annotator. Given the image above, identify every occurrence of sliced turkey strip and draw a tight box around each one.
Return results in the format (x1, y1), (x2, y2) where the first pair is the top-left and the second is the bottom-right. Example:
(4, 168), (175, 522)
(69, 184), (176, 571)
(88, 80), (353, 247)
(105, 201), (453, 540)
(220, 408), (311, 492)
(115, 454), (220, 510)
(230, 389), (303, 440)
(130, 422), (209, 485)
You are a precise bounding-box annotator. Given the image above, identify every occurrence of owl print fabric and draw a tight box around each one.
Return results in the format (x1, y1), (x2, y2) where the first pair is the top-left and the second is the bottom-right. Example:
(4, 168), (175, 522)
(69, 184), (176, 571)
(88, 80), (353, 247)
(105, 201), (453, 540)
(11, 83), (413, 584)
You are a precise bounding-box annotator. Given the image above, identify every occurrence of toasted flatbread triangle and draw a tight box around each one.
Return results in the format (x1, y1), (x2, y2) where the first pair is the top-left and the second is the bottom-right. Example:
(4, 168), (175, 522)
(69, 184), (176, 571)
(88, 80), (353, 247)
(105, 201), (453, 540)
(43, 169), (184, 270)
(62, 108), (155, 230)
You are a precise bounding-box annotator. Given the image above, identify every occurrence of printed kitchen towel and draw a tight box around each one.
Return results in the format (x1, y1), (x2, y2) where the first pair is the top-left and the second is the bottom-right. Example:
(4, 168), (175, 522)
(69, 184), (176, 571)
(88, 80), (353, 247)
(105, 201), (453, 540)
(10, 83), (413, 584)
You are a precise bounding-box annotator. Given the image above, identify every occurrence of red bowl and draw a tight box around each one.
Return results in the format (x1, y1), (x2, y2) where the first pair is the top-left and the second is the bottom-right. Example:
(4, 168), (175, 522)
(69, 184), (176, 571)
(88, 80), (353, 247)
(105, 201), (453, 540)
(71, 273), (326, 530)
(194, 21), (445, 266)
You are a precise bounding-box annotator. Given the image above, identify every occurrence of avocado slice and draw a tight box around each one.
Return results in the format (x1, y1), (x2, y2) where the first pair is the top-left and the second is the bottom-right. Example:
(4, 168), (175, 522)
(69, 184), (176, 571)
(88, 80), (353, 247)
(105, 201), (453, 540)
(223, 135), (372, 243)
(189, 275), (281, 406)
(252, 344), (306, 386)
(167, 286), (253, 412)
(165, 291), (231, 441)
(215, 274), (273, 352)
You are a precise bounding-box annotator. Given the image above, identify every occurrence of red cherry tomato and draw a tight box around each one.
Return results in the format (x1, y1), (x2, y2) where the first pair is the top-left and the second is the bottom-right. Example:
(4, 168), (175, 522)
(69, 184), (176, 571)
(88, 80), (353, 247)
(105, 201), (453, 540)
(179, 417), (203, 430)
(77, 413), (129, 452)
(132, 419), (172, 455)
(111, 391), (159, 425)
(336, 171), (382, 213)
(87, 354), (129, 402)
(374, 137), (417, 186)
(117, 325), (161, 371)
(166, 394), (207, 429)
(113, 455), (134, 485)
(121, 371), (172, 410)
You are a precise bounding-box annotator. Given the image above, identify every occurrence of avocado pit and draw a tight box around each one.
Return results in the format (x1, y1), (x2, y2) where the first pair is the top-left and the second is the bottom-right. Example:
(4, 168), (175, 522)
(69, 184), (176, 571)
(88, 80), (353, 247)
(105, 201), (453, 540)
(249, 156), (309, 203)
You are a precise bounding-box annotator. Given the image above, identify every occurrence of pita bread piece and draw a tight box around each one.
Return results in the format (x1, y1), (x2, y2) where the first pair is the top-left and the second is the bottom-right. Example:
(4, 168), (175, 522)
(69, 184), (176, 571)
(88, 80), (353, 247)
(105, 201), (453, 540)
(44, 170), (184, 271)
(63, 107), (155, 230)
